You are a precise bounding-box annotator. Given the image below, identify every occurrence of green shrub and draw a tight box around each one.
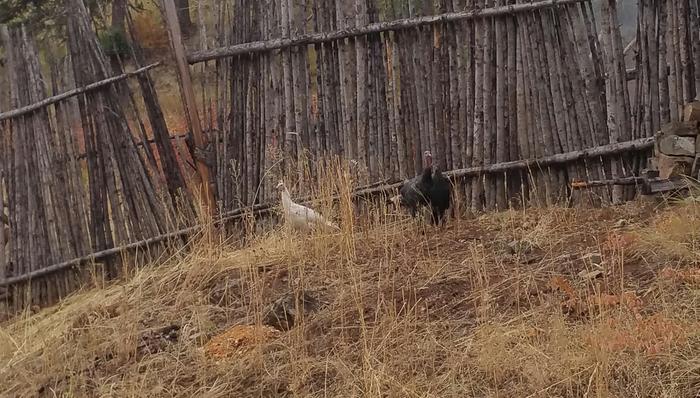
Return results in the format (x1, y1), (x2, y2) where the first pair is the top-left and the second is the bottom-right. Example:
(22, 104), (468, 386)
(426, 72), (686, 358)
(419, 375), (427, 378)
(99, 28), (130, 58)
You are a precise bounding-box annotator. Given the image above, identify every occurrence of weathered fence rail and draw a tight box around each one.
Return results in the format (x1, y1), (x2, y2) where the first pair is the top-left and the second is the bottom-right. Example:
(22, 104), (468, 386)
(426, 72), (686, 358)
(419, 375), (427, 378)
(187, 0), (589, 63)
(0, 63), (161, 121)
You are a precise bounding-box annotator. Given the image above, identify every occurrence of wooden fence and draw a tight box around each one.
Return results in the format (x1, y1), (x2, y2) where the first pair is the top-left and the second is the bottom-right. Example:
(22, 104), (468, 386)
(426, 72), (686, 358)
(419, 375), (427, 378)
(188, 0), (697, 214)
(0, 0), (195, 312)
(0, 0), (699, 315)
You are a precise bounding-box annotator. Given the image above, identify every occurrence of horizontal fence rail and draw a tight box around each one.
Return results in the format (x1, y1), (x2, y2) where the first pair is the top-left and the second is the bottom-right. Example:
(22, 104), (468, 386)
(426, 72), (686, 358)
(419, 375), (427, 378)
(0, 63), (160, 121)
(188, 0), (588, 63)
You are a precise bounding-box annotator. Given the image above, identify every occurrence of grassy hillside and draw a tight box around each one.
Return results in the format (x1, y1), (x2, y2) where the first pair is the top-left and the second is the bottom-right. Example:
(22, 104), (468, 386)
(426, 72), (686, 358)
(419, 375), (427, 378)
(1, 191), (699, 397)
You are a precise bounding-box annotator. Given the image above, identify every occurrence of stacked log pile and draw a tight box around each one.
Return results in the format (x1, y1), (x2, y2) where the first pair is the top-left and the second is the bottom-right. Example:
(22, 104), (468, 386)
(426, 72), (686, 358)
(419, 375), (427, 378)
(651, 101), (700, 180)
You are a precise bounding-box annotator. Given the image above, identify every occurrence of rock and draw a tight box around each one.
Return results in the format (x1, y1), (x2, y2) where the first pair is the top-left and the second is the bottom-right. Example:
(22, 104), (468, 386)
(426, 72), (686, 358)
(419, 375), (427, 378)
(493, 240), (512, 254)
(578, 269), (604, 280)
(580, 252), (603, 266)
(613, 219), (630, 229)
(137, 324), (180, 356)
(263, 291), (321, 331)
(507, 239), (535, 255)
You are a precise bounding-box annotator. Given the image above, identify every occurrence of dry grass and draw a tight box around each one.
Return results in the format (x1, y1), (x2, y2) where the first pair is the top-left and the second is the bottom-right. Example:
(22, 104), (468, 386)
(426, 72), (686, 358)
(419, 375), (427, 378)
(1, 190), (699, 397)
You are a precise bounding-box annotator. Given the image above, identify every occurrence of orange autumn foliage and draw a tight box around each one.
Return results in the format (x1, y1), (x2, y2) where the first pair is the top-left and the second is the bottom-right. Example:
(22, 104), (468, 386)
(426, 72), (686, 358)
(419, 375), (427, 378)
(588, 314), (687, 356)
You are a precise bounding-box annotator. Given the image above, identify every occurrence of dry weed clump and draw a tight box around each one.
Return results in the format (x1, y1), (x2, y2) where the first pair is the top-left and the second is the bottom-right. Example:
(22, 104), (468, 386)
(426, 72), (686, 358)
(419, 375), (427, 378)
(0, 194), (699, 397)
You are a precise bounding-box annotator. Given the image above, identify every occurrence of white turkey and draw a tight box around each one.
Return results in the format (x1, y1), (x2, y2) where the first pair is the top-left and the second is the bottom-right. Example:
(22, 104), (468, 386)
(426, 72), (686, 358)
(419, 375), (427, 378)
(276, 181), (340, 232)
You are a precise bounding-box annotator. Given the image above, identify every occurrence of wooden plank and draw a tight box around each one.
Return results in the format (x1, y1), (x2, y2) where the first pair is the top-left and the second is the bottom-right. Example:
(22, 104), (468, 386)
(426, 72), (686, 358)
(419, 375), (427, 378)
(684, 101), (700, 121)
(653, 153), (694, 179)
(644, 178), (687, 194)
(187, 0), (588, 63)
(571, 176), (644, 189)
(660, 120), (700, 136)
(162, 0), (215, 216)
(656, 134), (696, 157)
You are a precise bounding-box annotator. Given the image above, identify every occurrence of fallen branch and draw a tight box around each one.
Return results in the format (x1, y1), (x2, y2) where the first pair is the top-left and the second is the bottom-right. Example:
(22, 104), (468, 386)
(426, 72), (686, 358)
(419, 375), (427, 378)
(188, 0), (587, 63)
(0, 63), (161, 121)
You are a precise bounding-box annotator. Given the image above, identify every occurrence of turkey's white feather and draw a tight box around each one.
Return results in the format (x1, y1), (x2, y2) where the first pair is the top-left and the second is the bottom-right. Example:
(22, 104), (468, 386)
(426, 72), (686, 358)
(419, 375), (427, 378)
(278, 182), (339, 232)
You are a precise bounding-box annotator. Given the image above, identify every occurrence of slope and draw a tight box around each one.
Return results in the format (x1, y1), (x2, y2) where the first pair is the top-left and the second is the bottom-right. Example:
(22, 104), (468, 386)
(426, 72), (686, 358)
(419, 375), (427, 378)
(1, 199), (699, 397)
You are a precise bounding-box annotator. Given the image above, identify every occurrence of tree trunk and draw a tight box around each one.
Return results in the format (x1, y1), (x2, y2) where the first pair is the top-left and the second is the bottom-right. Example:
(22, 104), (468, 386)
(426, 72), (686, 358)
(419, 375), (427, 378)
(111, 0), (127, 35)
(175, 0), (194, 35)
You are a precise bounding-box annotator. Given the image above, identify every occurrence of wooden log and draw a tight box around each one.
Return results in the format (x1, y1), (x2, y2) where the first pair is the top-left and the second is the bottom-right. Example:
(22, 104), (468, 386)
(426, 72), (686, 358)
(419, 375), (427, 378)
(444, 5), (458, 171)
(279, 0), (294, 179)
(525, 8), (557, 204)
(51, 59), (91, 259)
(483, 0), (496, 211)
(336, 0), (358, 162)
(577, 2), (608, 148)
(462, 0), (475, 208)
(691, 0), (700, 95)
(678, 0), (694, 104)
(657, 1), (671, 125)
(656, 134), (696, 157)
(471, 0), (485, 212)
(355, 0), (369, 173)
(571, 176), (644, 189)
(652, 153), (694, 179)
(0, 63), (160, 122)
(413, 25), (430, 171)
(289, 0), (310, 180)
(668, 0), (681, 120)
(660, 120), (700, 136)
(506, 3), (519, 204)
(0, 160), (5, 281)
(187, 0), (589, 63)
(684, 101), (700, 121)
(448, 137), (655, 177)
(163, 0), (215, 216)
(601, 0), (623, 203)
(644, 0), (660, 137)
(644, 177), (691, 194)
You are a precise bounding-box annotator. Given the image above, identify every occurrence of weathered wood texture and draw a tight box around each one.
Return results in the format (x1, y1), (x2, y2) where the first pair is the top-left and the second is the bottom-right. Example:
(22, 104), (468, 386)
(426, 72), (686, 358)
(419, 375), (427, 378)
(0, 1), (192, 312)
(2, 0), (700, 315)
(201, 0), (661, 212)
(0, 135), (654, 288)
(633, 0), (700, 136)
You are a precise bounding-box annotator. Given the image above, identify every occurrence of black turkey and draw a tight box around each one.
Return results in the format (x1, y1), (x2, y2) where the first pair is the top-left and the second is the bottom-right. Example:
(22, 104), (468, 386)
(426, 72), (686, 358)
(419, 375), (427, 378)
(391, 151), (451, 225)
(427, 162), (451, 225)
(390, 151), (433, 217)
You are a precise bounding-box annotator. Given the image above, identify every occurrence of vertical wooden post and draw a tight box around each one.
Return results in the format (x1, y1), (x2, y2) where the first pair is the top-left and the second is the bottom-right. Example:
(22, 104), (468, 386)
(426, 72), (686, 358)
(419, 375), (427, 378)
(0, 171), (6, 282)
(162, 0), (215, 216)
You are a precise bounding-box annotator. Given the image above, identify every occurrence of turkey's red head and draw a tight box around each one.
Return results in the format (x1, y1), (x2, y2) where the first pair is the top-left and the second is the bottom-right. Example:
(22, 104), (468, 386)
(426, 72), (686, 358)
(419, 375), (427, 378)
(423, 151), (433, 168)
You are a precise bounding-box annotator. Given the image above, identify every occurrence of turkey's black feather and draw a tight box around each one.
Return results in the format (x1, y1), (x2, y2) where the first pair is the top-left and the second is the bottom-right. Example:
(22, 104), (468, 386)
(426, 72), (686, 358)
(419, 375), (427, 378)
(428, 166), (451, 225)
